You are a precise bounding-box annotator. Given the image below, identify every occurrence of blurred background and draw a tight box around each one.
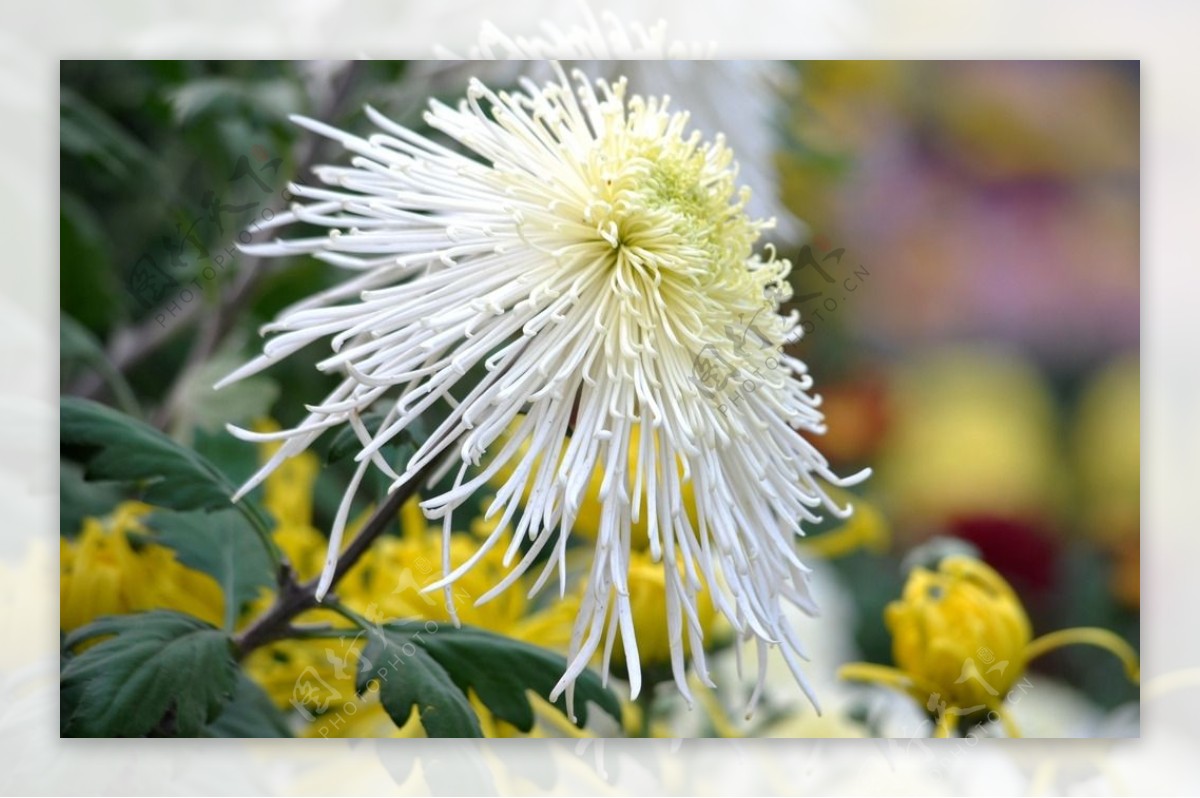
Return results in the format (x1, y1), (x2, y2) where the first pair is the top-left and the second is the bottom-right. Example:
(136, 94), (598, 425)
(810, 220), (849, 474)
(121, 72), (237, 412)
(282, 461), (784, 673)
(59, 60), (1139, 737)
(774, 61), (1140, 723)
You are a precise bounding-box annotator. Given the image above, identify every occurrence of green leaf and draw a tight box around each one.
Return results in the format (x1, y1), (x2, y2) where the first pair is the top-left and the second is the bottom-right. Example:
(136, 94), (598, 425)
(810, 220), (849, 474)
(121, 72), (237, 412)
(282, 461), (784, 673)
(62, 396), (242, 511)
(61, 611), (238, 737)
(60, 397), (278, 565)
(201, 673), (293, 738)
(423, 626), (621, 732)
(146, 509), (274, 629)
(358, 627), (482, 738)
(357, 622), (622, 737)
(59, 461), (121, 537)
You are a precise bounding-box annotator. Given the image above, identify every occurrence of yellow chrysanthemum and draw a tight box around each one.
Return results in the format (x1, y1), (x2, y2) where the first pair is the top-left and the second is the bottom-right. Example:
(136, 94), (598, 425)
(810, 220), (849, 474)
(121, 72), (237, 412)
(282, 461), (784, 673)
(238, 436), (582, 735)
(59, 501), (224, 633)
(887, 556), (1032, 710)
(839, 555), (1140, 737)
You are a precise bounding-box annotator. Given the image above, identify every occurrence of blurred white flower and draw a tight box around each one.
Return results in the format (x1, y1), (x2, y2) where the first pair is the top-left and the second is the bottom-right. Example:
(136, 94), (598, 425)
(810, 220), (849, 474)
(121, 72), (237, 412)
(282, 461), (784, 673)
(439, 10), (713, 59)
(1005, 673), (1119, 739)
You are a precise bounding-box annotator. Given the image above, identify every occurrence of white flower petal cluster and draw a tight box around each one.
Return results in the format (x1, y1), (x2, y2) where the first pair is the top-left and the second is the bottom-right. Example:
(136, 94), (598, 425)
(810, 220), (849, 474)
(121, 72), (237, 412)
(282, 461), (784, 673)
(220, 64), (867, 713)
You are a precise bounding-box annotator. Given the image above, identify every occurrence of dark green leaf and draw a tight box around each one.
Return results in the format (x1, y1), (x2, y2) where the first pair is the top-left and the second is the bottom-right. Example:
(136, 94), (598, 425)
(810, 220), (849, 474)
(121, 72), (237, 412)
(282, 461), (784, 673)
(62, 396), (241, 511)
(358, 628), (482, 738)
(62, 611), (237, 737)
(60, 195), (123, 335)
(201, 673), (293, 738)
(356, 622), (622, 737)
(422, 626), (622, 732)
(59, 461), (121, 537)
(146, 509), (274, 627)
(59, 397), (277, 562)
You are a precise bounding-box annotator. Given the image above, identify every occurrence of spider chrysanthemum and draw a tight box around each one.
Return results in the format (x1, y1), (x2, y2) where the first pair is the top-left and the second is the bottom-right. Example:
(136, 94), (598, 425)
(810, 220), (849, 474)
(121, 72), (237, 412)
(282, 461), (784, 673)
(218, 65), (868, 715)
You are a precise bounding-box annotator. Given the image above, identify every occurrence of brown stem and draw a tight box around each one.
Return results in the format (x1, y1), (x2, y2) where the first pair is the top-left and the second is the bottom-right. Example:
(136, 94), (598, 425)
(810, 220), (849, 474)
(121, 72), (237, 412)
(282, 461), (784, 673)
(233, 455), (436, 658)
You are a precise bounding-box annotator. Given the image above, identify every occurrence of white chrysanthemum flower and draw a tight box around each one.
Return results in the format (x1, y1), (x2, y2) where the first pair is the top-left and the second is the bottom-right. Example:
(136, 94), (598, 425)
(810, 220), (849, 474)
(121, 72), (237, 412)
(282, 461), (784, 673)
(218, 63), (868, 714)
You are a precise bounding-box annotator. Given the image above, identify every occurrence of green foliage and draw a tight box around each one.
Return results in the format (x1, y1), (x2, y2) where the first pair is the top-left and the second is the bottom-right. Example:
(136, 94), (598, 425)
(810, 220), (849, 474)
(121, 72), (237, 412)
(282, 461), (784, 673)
(201, 673), (294, 738)
(359, 629), (482, 737)
(59, 397), (278, 563)
(61, 59), (303, 351)
(60, 199), (123, 335)
(62, 396), (242, 511)
(61, 611), (238, 737)
(146, 509), (275, 629)
(357, 622), (623, 737)
(59, 461), (122, 537)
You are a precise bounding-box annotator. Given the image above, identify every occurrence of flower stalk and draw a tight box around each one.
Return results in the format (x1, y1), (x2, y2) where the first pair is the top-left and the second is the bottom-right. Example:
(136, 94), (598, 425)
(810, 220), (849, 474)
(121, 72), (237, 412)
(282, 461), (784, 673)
(233, 454), (442, 659)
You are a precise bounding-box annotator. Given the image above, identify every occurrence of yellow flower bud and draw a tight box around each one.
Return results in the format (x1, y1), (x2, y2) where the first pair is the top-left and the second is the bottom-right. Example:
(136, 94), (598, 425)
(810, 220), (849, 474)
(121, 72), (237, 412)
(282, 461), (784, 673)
(885, 556), (1031, 712)
(840, 553), (1139, 737)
